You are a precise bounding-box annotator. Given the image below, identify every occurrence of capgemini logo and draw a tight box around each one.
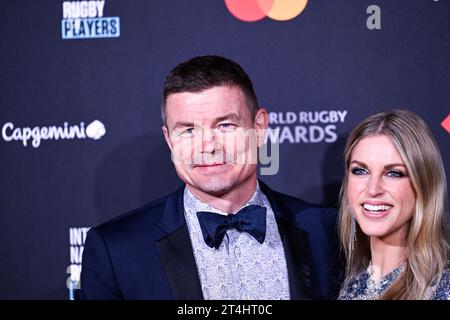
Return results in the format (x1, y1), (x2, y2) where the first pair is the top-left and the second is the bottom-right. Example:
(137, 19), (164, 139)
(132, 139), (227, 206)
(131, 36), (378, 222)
(224, 0), (308, 22)
(85, 120), (106, 140)
(1, 120), (106, 148)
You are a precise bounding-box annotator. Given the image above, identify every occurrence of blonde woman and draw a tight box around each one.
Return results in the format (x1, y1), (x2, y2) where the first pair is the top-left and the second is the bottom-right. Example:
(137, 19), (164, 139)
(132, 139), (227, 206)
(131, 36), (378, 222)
(338, 109), (450, 299)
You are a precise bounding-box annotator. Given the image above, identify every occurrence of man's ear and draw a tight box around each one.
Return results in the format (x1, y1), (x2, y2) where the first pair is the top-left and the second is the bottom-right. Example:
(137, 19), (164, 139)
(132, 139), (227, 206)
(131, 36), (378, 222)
(254, 108), (269, 147)
(162, 126), (173, 151)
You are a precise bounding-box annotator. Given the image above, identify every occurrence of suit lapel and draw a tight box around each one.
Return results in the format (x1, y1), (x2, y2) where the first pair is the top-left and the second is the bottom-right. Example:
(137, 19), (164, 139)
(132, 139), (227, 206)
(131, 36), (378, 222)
(155, 186), (203, 300)
(276, 218), (311, 299)
(259, 181), (312, 299)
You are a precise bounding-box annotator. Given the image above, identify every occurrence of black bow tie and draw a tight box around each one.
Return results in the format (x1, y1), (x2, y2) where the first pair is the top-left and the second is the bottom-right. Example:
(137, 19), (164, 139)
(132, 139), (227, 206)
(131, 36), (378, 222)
(196, 205), (267, 249)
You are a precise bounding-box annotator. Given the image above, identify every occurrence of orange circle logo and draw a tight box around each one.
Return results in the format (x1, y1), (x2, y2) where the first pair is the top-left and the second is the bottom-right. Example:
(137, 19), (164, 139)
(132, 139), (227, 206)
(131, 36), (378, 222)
(225, 0), (308, 22)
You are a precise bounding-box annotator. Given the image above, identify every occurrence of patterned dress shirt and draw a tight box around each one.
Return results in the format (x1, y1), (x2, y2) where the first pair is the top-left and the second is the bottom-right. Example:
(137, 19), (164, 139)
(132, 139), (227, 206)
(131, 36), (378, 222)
(183, 183), (290, 300)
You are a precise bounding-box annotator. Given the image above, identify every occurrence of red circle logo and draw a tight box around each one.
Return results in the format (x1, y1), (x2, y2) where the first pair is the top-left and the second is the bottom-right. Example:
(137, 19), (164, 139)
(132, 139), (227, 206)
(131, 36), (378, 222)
(225, 0), (309, 22)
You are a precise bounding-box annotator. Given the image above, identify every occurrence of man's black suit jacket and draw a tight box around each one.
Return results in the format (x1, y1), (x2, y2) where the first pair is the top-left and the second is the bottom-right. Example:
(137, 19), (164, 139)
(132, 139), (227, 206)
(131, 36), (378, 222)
(79, 181), (342, 299)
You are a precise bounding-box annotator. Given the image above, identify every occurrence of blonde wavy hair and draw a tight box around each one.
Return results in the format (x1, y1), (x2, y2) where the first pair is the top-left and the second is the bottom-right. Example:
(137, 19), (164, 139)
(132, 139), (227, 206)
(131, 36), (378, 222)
(339, 109), (449, 299)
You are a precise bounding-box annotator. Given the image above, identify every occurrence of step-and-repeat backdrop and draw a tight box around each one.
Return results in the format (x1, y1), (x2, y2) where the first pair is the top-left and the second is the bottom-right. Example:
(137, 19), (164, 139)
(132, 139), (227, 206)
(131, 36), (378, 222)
(1, 0), (449, 299)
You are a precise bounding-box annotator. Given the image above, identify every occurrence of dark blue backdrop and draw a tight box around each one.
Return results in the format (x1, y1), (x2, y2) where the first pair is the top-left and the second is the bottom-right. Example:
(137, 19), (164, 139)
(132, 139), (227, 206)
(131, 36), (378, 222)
(0, 0), (449, 299)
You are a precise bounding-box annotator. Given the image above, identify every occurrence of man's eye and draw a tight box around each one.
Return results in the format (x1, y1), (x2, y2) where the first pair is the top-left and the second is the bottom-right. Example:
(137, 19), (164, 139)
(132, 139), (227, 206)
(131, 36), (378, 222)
(180, 128), (195, 136)
(386, 170), (405, 178)
(350, 167), (367, 175)
(218, 123), (237, 131)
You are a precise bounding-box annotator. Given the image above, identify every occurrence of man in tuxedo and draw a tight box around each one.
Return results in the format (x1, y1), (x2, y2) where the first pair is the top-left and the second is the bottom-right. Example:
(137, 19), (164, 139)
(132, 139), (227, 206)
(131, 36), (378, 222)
(79, 55), (342, 300)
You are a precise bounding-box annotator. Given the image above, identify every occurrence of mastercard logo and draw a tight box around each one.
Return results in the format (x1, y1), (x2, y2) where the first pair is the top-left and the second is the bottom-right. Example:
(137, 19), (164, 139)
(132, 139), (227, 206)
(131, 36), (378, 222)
(225, 0), (308, 22)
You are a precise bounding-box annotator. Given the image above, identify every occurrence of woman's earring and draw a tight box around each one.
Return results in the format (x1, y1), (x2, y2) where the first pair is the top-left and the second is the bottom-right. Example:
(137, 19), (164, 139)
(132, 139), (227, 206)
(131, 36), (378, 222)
(349, 209), (357, 252)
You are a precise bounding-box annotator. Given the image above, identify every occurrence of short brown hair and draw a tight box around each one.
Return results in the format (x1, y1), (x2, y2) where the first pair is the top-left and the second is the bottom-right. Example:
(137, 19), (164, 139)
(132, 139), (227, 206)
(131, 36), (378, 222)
(162, 55), (259, 124)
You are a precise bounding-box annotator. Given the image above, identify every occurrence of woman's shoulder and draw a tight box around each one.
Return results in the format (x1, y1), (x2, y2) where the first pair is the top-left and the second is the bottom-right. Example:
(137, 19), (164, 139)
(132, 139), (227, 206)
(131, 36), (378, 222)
(432, 268), (450, 300)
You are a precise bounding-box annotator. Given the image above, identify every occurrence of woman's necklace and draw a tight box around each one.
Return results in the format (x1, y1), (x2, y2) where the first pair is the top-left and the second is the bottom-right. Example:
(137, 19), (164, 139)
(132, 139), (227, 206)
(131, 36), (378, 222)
(365, 262), (407, 299)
